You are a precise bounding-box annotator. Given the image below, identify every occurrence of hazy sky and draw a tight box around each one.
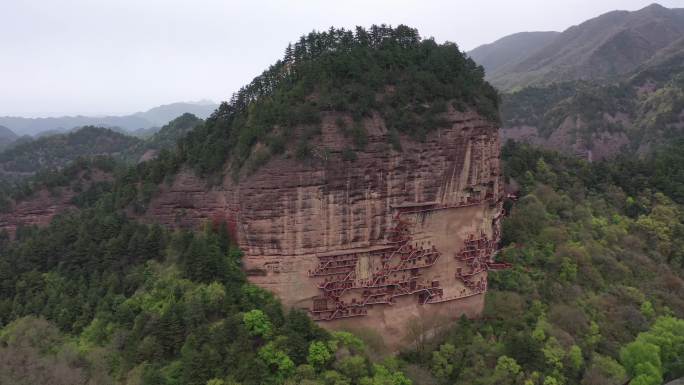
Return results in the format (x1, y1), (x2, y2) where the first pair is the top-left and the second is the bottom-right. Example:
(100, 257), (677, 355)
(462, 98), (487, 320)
(2, 0), (682, 117)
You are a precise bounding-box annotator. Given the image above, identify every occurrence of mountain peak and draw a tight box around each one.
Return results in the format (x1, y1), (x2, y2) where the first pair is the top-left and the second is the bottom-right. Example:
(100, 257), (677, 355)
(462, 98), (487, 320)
(633, 3), (673, 18)
(641, 3), (667, 11)
(468, 31), (560, 75)
(480, 3), (684, 90)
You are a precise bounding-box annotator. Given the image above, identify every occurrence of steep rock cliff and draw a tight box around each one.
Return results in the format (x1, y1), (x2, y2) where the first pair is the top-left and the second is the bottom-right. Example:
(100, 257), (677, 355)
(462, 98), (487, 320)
(0, 168), (111, 237)
(145, 107), (504, 348)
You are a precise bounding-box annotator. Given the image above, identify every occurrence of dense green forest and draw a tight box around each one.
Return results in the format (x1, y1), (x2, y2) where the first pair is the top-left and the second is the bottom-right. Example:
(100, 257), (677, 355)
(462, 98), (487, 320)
(0, 114), (204, 212)
(0, 190), (411, 385)
(0, 156), (119, 213)
(500, 43), (684, 151)
(0, 126), (141, 175)
(1, 139), (683, 385)
(134, 113), (203, 155)
(176, 25), (498, 178)
(0, 152), (161, 215)
(402, 140), (684, 385)
(1, 24), (683, 385)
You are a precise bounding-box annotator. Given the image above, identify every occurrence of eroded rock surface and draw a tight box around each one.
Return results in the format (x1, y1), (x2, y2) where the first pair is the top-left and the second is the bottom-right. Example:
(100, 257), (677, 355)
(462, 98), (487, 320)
(0, 107), (505, 348)
(0, 169), (111, 238)
(501, 112), (633, 161)
(146, 108), (505, 348)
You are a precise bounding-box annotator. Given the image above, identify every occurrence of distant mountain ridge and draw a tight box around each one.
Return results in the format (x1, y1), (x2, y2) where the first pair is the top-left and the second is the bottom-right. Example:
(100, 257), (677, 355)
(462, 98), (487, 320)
(129, 113), (204, 162)
(0, 126), (18, 153)
(470, 3), (684, 90)
(497, 41), (684, 159)
(0, 126), (141, 180)
(467, 3), (684, 160)
(0, 125), (17, 140)
(0, 101), (218, 137)
(468, 31), (560, 75)
(0, 114), (206, 183)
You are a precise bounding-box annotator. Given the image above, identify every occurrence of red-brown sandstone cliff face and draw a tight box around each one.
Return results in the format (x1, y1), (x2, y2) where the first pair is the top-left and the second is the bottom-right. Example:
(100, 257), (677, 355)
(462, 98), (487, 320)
(501, 113), (632, 161)
(0, 189), (76, 238)
(0, 107), (503, 348)
(145, 107), (504, 349)
(0, 169), (111, 238)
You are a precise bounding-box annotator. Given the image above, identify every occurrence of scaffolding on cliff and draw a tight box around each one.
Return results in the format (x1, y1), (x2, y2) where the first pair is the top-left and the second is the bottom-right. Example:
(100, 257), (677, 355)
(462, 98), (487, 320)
(308, 183), (511, 321)
(309, 212), (448, 321)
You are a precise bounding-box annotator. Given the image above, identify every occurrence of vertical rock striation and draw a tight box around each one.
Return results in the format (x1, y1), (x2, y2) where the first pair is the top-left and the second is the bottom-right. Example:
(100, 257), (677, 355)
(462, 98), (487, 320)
(0, 169), (111, 238)
(146, 107), (505, 348)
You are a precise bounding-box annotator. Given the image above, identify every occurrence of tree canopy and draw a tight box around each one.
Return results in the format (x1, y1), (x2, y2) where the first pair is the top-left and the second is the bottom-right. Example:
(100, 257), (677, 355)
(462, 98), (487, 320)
(177, 24), (498, 176)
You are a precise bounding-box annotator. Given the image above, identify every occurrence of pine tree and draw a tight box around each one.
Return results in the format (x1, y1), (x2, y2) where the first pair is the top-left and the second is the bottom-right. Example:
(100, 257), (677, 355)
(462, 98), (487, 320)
(284, 43), (294, 64)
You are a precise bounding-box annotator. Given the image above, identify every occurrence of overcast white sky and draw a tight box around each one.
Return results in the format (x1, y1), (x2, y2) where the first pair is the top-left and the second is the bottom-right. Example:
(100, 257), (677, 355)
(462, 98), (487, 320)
(1, 0), (682, 117)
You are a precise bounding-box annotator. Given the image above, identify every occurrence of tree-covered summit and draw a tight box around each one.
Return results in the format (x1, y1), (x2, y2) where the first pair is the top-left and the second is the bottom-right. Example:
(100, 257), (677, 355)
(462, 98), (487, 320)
(0, 126), (140, 177)
(179, 24), (499, 176)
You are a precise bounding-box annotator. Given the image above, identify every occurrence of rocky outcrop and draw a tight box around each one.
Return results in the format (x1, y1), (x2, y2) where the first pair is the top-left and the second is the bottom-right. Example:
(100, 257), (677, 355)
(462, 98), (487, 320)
(145, 107), (505, 349)
(0, 189), (76, 238)
(501, 113), (632, 161)
(0, 169), (111, 237)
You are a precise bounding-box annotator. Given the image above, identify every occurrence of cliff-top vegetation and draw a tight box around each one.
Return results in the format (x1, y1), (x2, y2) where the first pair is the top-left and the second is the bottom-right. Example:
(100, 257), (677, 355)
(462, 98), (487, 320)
(178, 24), (498, 177)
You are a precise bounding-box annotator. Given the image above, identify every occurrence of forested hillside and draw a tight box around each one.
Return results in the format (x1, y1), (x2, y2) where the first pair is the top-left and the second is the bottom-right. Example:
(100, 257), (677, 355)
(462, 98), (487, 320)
(0, 126), (140, 178)
(0, 113), (203, 198)
(0, 102), (218, 137)
(0, 23), (683, 385)
(0, 125), (18, 151)
(0, 176), (412, 385)
(1, 139), (682, 385)
(141, 113), (203, 153)
(500, 43), (684, 158)
(130, 113), (204, 162)
(178, 25), (498, 178)
(0, 24), (494, 385)
(480, 4), (684, 90)
(468, 4), (684, 159)
(403, 139), (684, 385)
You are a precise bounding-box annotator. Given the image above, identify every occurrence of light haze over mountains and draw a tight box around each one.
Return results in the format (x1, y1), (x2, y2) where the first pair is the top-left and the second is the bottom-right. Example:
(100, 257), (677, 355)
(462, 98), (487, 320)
(468, 3), (684, 90)
(468, 3), (684, 159)
(0, 101), (218, 137)
(2, 0), (681, 118)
